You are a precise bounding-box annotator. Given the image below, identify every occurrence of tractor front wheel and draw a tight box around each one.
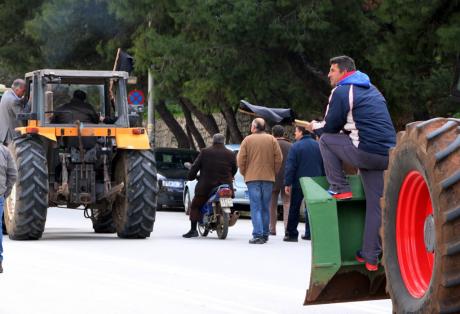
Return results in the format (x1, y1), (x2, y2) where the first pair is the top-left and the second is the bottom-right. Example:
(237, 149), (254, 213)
(383, 118), (460, 313)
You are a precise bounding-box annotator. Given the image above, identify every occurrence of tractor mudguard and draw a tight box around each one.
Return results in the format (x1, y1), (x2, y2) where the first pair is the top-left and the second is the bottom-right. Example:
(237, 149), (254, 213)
(301, 175), (389, 305)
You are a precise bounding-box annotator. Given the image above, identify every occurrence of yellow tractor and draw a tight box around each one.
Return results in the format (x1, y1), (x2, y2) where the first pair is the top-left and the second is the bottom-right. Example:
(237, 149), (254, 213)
(4, 69), (158, 239)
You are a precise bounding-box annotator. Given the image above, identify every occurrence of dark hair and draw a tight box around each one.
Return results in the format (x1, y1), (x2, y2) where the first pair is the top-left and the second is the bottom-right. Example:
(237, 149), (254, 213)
(329, 55), (356, 72)
(73, 90), (86, 101)
(212, 133), (225, 144)
(272, 125), (284, 137)
(295, 125), (310, 136)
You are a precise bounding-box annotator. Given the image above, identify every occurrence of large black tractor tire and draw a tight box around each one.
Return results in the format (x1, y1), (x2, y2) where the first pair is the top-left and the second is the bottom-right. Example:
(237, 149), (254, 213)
(5, 137), (48, 240)
(92, 208), (116, 233)
(382, 118), (460, 313)
(113, 150), (158, 239)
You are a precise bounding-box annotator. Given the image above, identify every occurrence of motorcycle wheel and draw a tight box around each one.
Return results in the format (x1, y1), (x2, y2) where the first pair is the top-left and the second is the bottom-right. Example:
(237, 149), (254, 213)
(216, 208), (229, 240)
(197, 219), (209, 237)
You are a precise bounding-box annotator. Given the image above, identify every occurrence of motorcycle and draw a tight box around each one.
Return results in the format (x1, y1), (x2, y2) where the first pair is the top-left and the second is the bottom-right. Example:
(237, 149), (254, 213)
(198, 184), (239, 240)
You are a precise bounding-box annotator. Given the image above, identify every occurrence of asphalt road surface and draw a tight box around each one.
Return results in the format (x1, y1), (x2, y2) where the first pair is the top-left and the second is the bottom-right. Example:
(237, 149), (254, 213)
(0, 207), (392, 314)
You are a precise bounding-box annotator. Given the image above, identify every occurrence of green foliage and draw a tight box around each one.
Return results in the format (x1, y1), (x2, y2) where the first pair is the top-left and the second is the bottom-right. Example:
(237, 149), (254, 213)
(0, 0), (458, 127)
(368, 0), (460, 127)
(0, 0), (44, 80)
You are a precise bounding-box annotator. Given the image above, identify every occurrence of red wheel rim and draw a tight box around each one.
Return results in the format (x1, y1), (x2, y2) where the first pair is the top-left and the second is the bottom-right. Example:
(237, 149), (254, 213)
(396, 171), (434, 298)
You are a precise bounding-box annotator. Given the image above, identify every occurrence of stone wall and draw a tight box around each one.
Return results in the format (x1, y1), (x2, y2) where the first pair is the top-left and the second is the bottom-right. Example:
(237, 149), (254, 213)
(153, 112), (253, 148)
(153, 111), (295, 149)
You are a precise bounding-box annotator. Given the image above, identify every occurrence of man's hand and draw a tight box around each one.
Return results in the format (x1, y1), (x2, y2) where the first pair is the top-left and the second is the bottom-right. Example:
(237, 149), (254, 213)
(285, 186), (291, 195)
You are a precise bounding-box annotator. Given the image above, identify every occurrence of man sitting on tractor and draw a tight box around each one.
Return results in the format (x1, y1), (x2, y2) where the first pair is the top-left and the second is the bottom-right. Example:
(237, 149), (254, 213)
(51, 90), (99, 124)
(306, 55), (396, 271)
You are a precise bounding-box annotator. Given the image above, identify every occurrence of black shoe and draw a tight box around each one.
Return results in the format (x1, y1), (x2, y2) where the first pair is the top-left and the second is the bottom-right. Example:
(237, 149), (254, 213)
(263, 235), (269, 242)
(249, 237), (265, 244)
(182, 230), (198, 238)
(283, 236), (298, 242)
(301, 235), (311, 240)
(0, 262), (3, 273)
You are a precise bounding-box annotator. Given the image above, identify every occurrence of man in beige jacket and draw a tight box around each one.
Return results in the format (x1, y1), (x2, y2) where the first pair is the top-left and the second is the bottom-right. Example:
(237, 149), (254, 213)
(237, 118), (283, 244)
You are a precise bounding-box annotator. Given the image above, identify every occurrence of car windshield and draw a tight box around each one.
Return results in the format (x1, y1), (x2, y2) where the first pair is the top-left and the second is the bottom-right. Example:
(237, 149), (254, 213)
(155, 151), (198, 170)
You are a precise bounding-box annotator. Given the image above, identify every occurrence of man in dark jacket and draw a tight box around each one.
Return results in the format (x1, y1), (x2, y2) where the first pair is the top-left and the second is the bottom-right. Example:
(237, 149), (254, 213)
(0, 143), (18, 273)
(284, 126), (324, 242)
(183, 133), (237, 238)
(269, 125), (291, 236)
(51, 90), (99, 124)
(308, 55), (396, 271)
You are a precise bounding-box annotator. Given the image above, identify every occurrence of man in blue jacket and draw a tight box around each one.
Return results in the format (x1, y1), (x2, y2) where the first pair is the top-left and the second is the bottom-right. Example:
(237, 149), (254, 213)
(308, 56), (396, 271)
(283, 126), (324, 242)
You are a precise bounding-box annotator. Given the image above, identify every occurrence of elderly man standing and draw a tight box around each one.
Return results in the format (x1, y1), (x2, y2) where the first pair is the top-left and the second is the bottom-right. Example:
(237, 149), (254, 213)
(0, 142), (18, 273)
(237, 118), (283, 244)
(0, 79), (26, 145)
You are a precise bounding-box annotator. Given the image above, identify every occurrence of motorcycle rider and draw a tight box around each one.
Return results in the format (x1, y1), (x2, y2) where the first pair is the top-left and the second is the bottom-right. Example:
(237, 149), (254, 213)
(183, 133), (237, 238)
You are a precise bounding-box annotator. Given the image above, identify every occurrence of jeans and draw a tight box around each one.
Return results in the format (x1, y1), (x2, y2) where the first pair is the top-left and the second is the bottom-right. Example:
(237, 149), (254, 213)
(247, 181), (273, 238)
(0, 196), (4, 262)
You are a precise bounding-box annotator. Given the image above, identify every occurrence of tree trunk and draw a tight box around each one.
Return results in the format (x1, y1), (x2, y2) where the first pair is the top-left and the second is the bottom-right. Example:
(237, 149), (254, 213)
(185, 124), (197, 151)
(220, 101), (243, 143)
(155, 99), (189, 148)
(179, 97), (220, 136)
(179, 100), (206, 149)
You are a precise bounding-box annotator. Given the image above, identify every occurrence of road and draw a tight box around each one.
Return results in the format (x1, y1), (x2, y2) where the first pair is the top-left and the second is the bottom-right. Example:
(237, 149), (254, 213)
(0, 207), (392, 314)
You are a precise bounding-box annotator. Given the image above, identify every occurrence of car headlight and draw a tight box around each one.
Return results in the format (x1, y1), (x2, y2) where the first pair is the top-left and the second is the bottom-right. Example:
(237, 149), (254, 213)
(162, 180), (184, 188)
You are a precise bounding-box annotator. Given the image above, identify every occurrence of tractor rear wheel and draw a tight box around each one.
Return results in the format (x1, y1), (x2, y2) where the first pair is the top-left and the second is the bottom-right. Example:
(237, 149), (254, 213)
(113, 150), (158, 239)
(5, 137), (48, 240)
(382, 118), (460, 313)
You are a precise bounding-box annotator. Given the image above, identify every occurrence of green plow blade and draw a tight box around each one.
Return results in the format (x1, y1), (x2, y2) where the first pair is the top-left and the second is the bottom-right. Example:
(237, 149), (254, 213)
(300, 176), (389, 305)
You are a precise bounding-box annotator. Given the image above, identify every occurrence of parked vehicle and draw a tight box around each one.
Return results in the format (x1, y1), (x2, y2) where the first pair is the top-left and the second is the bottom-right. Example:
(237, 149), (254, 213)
(197, 184), (239, 239)
(155, 147), (198, 209)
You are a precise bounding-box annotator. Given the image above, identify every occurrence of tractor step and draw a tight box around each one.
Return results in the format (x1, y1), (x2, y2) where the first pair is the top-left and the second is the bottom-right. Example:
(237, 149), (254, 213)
(300, 175), (389, 305)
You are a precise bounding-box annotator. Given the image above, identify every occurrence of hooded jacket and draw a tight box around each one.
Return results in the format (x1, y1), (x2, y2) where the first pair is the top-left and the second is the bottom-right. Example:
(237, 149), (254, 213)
(313, 71), (396, 156)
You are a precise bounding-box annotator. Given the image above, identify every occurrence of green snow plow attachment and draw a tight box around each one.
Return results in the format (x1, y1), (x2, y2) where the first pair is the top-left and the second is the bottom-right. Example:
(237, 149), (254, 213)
(301, 176), (389, 305)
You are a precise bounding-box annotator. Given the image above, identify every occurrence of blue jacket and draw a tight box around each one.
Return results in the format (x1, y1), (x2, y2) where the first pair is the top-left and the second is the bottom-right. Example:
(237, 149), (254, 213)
(313, 71), (396, 156)
(284, 135), (325, 188)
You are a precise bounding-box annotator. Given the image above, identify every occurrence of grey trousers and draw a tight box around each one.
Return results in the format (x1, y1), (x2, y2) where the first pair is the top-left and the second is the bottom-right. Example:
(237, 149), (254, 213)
(319, 133), (389, 264)
(269, 189), (290, 234)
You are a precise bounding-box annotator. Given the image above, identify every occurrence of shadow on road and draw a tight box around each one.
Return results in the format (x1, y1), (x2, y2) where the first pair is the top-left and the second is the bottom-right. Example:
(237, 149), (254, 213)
(40, 229), (121, 241)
